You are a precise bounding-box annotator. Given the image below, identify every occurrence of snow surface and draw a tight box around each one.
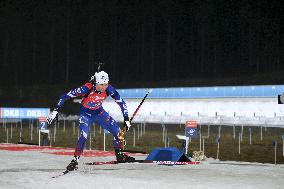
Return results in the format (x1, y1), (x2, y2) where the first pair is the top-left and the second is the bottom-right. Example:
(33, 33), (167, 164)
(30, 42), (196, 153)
(1, 145), (284, 189)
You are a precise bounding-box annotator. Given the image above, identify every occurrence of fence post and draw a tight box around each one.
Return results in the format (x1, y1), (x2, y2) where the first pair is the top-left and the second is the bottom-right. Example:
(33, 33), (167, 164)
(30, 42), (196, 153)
(199, 124), (202, 151)
(179, 112), (183, 130)
(249, 128), (252, 145)
(36, 120), (39, 134)
(11, 123), (13, 139)
(49, 129), (52, 147)
(216, 137), (220, 160)
(63, 119), (66, 132)
(6, 128), (9, 143)
(202, 137), (205, 154)
(233, 124), (235, 139)
(207, 125), (210, 138)
(133, 128), (136, 147)
(30, 121), (33, 141)
(77, 127), (80, 140)
(103, 131), (106, 151)
(161, 124), (165, 142)
(39, 130), (41, 146)
(93, 123), (96, 136)
(20, 120), (23, 142)
(282, 135), (284, 157)
(273, 141), (277, 165)
(89, 133), (92, 150)
(140, 123), (143, 138)
(53, 122), (56, 143)
(137, 124), (140, 140)
(185, 137), (189, 154)
(241, 125), (243, 142)
(164, 129), (167, 148)
(260, 126), (263, 141)
(238, 132), (241, 154)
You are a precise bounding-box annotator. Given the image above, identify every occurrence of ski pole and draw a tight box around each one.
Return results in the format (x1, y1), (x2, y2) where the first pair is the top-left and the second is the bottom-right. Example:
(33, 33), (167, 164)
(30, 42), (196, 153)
(130, 89), (152, 122)
(120, 89), (152, 148)
(123, 89), (152, 134)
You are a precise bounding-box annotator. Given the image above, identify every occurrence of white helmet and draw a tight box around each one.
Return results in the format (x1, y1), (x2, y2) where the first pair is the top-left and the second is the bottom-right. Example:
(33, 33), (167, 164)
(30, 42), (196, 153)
(95, 71), (109, 84)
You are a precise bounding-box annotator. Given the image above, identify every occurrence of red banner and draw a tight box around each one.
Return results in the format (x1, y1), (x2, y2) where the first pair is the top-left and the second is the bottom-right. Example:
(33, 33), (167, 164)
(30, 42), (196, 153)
(38, 117), (47, 122)
(185, 120), (197, 128)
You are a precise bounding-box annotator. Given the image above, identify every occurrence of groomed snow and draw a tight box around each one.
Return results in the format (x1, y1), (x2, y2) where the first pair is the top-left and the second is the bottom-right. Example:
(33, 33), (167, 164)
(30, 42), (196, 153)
(1, 145), (284, 189)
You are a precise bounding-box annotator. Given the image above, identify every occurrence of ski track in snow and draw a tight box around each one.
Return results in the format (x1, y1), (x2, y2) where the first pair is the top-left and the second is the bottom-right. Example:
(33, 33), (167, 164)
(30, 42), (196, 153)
(1, 147), (284, 189)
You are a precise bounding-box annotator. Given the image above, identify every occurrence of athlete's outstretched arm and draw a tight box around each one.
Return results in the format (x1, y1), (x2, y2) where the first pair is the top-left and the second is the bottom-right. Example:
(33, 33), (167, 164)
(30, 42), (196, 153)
(107, 85), (129, 119)
(47, 82), (92, 124)
(107, 85), (131, 131)
(56, 82), (93, 108)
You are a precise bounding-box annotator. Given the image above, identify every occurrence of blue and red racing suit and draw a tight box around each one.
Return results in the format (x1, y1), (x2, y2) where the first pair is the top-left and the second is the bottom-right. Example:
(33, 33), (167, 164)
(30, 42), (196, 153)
(56, 82), (129, 156)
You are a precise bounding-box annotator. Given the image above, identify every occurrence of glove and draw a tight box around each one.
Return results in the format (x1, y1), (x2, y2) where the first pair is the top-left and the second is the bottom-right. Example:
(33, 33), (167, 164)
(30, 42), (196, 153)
(123, 118), (131, 132)
(47, 108), (59, 125)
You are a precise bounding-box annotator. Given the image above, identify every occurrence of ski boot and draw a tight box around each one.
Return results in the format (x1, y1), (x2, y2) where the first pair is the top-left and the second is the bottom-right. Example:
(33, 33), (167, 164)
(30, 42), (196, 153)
(115, 149), (136, 163)
(66, 156), (79, 171)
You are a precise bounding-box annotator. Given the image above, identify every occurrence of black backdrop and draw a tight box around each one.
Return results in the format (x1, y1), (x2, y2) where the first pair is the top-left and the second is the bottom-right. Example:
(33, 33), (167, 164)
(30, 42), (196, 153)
(0, 0), (283, 87)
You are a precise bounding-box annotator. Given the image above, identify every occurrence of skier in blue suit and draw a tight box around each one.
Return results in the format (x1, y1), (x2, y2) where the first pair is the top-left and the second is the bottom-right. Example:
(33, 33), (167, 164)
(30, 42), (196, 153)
(47, 71), (134, 171)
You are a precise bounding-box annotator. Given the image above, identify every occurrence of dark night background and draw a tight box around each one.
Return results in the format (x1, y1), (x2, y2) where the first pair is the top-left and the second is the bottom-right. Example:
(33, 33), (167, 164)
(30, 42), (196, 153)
(0, 0), (283, 108)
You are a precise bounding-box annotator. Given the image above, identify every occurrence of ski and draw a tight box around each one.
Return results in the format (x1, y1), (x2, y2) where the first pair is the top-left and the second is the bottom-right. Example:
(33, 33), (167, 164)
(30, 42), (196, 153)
(85, 160), (200, 165)
(85, 159), (148, 165)
(52, 169), (70, 178)
(121, 149), (147, 154)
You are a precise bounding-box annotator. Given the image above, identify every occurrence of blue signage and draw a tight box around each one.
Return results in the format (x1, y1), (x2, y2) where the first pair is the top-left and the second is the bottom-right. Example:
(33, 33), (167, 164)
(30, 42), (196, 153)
(185, 121), (198, 138)
(186, 127), (198, 137)
(0, 108), (50, 119)
(38, 117), (48, 130)
(39, 121), (48, 130)
(118, 85), (284, 99)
